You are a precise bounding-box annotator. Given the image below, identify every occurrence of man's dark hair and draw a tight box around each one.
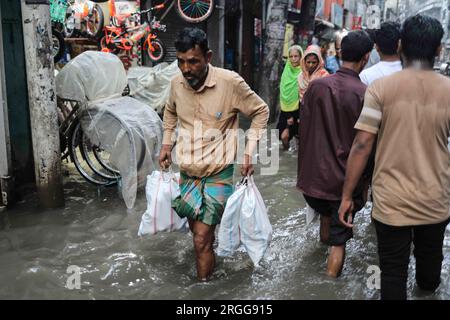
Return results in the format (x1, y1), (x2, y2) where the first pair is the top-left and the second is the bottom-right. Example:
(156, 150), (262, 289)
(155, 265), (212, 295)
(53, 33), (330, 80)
(375, 22), (401, 55)
(401, 14), (443, 63)
(319, 38), (329, 49)
(341, 30), (374, 62)
(174, 27), (209, 56)
(366, 29), (377, 43)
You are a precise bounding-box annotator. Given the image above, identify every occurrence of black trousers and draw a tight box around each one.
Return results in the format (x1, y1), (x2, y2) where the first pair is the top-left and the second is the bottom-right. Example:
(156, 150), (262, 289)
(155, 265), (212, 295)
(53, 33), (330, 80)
(373, 217), (450, 300)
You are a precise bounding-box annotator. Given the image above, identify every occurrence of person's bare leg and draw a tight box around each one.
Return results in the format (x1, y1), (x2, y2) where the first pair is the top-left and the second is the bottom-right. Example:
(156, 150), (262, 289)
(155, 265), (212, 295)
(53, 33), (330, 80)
(192, 220), (217, 281)
(281, 129), (290, 150)
(327, 245), (345, 278)
(188, 218), (195, 233)
(320, 215), (331, 244)
(319, 215), (345, 277)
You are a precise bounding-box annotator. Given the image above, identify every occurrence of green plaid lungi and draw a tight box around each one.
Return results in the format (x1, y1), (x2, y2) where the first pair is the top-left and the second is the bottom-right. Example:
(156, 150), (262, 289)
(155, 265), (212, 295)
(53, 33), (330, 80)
(172, 165), (234, 226)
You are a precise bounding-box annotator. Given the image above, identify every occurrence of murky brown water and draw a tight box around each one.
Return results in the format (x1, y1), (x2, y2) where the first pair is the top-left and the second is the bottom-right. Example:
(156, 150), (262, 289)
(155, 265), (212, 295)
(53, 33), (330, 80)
(0, 142), (449, 300)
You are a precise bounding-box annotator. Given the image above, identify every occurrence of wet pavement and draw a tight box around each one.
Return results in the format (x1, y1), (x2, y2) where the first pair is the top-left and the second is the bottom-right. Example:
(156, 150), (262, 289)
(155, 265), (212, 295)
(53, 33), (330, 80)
(0, 142), (449, 300)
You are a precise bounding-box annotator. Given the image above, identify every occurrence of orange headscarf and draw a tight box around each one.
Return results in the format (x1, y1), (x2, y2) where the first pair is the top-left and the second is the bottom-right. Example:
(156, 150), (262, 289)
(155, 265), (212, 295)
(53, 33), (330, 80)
(297, 45), (329, 99)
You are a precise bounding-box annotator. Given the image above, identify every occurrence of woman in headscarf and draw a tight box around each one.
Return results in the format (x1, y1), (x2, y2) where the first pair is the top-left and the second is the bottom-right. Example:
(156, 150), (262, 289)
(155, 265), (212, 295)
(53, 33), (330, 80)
(277, 45), (304, 150)
(298, 45), (329, 100)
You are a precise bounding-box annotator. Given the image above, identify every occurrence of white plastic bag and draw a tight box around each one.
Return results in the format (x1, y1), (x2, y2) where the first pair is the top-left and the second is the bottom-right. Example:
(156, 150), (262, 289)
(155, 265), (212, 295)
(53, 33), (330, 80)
(216, 181), (247, 257)
(138, 171), (188, 236)
(217, 176), (272, 266)
(305, 204), (319, 225)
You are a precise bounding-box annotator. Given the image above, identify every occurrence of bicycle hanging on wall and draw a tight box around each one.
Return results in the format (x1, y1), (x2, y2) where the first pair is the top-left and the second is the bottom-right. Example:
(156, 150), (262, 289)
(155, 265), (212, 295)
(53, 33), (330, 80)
(157, 0), (215, 23)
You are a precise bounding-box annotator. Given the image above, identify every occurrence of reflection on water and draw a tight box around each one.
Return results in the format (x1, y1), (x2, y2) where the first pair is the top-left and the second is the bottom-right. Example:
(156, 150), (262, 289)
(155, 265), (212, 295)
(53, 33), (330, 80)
(0, 141), (449, 300)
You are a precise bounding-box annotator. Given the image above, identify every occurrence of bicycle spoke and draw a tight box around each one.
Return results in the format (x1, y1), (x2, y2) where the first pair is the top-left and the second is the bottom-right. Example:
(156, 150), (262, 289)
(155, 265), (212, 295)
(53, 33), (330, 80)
(180, 0), (212, 19)
(197, 1), (211, 12)
(180, 1), (195, 16)
(195, 1), (211, 16)
(81, 134), (120, 180)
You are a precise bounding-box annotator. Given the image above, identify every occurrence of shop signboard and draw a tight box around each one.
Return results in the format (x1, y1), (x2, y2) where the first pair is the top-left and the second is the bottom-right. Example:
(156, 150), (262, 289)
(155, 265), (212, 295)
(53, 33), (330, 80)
(316, 0), (326, 19)
(345, 11), (353, 30)
(352, 16), (362, 30)
(331, 3), (344, 28)
(289, 0), (302, 11)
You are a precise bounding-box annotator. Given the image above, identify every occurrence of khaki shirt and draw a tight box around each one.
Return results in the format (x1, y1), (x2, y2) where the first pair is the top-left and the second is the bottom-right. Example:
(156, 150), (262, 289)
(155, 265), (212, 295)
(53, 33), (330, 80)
(163, 65), (269, 178)
(355, 69), (450, 226)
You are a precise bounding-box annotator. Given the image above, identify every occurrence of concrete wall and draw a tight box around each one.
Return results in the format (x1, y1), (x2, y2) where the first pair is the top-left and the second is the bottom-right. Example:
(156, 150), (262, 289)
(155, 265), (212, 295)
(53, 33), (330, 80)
(0, 4), (11, 209)
(208, 0), (225, 67)
(1, 0), (34, 189)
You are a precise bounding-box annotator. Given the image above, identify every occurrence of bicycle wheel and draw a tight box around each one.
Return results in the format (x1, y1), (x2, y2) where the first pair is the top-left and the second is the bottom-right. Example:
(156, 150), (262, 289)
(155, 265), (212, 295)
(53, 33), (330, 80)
(58, 99), (78, 160)
(68, 119), (118, 186)
(80, 132), (121, 179)
(52, 27), (65, 63)
(146, 39), (165, 63)
(86, 4), (104, 38)
(99, 35), (120, 54)
(176, 0), (214, 23)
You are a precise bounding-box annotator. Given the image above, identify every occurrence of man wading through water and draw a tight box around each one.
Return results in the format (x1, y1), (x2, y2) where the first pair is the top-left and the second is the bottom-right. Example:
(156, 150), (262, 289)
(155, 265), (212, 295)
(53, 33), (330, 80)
(159, 28), (269, 281)
(297, 30), (374, 278)
(339, 15), (450, 300)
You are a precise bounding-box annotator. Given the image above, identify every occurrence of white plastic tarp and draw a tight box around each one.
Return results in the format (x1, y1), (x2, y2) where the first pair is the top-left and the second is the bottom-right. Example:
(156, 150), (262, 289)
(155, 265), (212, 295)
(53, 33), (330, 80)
(55, 51), (163, 208)
(55, 50), (128, 103)
(79, 96), (162, 208)
(127, 60), (181, 113)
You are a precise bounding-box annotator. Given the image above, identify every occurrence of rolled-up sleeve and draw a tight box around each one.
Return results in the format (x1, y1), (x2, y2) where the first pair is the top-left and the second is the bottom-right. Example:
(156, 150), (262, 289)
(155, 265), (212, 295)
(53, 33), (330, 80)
(162, 80), (178, 145)
(355, 82), (383, 134)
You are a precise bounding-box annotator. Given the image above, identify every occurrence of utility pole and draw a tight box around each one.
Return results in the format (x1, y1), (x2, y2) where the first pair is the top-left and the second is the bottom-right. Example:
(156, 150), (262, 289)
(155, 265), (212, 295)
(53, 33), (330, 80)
(396, 0), (399, 22)
(21, 0), (64, 208)
(257, 0), (289, 123)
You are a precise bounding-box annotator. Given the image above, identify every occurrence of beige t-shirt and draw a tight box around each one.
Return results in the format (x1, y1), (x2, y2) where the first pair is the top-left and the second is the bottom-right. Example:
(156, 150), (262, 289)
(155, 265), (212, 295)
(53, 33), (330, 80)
(355, 69), (450, 226)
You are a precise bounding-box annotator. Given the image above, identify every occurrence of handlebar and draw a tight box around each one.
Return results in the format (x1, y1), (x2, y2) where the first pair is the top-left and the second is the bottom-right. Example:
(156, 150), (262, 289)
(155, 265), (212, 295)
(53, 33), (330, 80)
(135, 3), (165, 16)
(153, 4), (165, 10)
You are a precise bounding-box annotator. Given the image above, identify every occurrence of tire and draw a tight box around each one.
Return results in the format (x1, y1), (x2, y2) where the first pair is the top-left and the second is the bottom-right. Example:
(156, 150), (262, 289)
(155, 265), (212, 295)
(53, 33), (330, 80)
(86, 4), (104, 38)
(80, 132), (121, 180)
(68, 119), (118, 186)
(146, 39), (165, 63)
(176, 0), (215, 23)
(57, 100), (76, 160)
(99, 35), (120, 54)
(60, 132), (69, 160)
(92, 146), (121, 176)
(52, 28), (65, 63)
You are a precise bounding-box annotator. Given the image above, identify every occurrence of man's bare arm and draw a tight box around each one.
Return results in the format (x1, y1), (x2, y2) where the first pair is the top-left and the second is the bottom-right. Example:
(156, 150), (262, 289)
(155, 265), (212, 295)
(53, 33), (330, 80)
(338, 130), (377, 227)
(160, 89), (178, 169)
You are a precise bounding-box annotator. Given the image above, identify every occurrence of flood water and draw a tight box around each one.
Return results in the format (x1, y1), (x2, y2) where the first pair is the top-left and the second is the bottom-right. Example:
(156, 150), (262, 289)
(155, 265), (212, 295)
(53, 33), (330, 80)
(0, 142), (449, 300)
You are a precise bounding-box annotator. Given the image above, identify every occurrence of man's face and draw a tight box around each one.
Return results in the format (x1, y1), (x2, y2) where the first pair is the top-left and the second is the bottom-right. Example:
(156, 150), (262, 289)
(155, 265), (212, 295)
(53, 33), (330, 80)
(358, 53), (370, 73)
(335, 37), (343, 59)
(335, 44), (341, 59)
(320, 44), (328, 56)
(177, 45), (212, 89)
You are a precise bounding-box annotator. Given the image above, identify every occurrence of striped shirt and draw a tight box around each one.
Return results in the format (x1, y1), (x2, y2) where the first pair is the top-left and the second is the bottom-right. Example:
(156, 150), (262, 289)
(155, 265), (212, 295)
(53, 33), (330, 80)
(355, 69), (450, 226)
